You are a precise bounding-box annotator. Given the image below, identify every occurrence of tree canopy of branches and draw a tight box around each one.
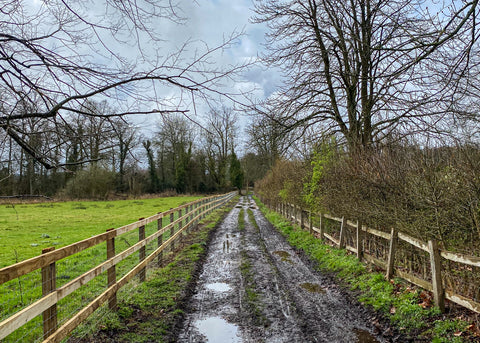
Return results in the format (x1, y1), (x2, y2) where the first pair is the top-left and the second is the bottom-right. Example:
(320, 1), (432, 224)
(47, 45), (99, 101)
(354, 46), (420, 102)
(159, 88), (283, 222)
(203, 106), (238, 190)
(253, 0), (479, 150)
(1, 0), (246, 170)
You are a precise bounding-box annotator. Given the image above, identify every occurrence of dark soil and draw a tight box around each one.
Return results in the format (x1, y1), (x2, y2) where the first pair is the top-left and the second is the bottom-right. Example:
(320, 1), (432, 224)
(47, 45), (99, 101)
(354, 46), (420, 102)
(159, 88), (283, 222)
(176, 196), (403, 342)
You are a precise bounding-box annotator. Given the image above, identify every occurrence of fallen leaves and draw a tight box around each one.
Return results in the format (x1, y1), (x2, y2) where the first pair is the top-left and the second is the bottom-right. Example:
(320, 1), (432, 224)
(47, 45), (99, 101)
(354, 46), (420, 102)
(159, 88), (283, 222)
(466, 323), (480, 337)
(418, 291), (433, 309)
(452, 322), (480, 338)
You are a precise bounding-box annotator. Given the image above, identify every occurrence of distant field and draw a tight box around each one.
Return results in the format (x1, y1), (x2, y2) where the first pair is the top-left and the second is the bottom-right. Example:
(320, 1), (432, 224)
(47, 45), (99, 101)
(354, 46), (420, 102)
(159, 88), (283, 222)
(0, 196), (201, 268)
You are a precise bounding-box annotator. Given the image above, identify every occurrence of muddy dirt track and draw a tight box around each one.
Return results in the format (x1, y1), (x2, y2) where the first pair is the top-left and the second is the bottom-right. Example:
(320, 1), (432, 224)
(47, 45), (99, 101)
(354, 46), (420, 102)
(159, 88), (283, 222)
(177, 196), (396, 343)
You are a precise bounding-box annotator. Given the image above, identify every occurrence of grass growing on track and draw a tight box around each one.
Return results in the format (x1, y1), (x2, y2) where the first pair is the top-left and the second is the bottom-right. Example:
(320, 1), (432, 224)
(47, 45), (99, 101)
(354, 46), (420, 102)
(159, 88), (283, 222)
(0, 196), (201, 267)
(69, 197), (238, 343)
(238, 208), (245, 231)
(239, 206), (269, 329)
(255, 198), (474, 343)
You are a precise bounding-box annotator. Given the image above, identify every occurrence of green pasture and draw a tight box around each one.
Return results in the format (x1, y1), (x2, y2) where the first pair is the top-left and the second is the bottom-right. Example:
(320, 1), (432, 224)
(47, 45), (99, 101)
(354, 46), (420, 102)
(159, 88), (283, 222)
(0, 196), (201, 268)
(0, 195), (205, 342)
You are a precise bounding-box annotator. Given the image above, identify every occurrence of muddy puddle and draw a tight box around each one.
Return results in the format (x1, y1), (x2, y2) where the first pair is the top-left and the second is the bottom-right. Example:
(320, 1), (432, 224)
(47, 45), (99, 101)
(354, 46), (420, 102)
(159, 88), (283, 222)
(354, 328), (382, 343)
(193, 317), (240, 343)
(299, 282), (326, 294)
(177, 197), (391, 343)
(205, 282), (231, 292)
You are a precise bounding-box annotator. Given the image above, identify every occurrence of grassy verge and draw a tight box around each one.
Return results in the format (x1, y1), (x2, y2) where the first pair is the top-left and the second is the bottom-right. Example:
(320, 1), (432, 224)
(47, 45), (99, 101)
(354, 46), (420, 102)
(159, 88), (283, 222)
(69, 197), (238, 343)
(255, 198), (476, 343)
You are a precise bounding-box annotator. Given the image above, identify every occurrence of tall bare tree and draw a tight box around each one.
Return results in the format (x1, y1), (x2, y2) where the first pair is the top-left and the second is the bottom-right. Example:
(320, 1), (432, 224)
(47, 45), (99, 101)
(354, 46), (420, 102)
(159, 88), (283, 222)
(247, 109), (295, 168)
(253, 0), (479, 150)
(203, 106), (238, 190)
(156, 114), (196, 192)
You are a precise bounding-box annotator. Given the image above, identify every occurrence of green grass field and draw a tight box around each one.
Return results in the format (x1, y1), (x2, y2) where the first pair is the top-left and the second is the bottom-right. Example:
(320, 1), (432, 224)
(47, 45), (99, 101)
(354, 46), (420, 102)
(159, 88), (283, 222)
(0, 195), (207, 342)
(0, 196), (201, 268)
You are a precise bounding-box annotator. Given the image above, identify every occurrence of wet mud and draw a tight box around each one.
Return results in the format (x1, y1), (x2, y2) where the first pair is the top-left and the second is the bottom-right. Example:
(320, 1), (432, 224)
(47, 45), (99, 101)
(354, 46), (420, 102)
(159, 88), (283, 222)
(177, 196), (397, 342)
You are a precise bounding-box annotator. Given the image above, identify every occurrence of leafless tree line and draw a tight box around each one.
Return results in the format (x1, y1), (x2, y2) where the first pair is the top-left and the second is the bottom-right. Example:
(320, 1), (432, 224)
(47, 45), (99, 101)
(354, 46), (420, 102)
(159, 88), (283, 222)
(251, 0), (480, 149)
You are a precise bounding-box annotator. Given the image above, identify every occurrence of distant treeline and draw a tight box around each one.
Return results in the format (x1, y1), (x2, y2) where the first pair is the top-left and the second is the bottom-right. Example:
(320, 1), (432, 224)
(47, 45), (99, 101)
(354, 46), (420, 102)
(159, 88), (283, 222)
(0, 106), (271, 199)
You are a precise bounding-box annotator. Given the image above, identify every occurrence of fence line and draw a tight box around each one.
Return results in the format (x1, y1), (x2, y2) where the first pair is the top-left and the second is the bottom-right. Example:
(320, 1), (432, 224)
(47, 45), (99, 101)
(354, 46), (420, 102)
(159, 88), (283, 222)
(0, 192), (236, 342)
(264, 200), (480, 314)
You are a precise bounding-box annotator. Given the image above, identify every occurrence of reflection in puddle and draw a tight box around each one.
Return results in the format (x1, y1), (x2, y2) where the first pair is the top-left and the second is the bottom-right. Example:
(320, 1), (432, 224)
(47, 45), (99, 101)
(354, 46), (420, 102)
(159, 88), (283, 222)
(194, 317), (240, 343)
(273, 250), (292, 263)
(223, 240), (231, 253)
(354, 328), (380, 343)
(299, 282), (326, 294)
(206, 282), (232, 292)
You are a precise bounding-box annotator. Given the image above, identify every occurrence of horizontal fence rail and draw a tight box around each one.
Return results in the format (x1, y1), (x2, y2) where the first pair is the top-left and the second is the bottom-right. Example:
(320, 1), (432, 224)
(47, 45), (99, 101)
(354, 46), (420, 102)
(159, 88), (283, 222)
(0, 192), (236, 342)
(265, 199), (480, 315)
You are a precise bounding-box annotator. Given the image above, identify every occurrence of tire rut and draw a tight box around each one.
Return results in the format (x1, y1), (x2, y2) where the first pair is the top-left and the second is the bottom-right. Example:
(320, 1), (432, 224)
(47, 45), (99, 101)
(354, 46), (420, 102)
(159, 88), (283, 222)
(177, 196), (389, 343)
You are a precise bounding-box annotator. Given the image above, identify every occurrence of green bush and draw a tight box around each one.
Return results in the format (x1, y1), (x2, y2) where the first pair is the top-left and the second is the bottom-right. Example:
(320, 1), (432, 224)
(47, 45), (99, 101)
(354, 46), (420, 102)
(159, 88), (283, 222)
(60, 167), (116, 199)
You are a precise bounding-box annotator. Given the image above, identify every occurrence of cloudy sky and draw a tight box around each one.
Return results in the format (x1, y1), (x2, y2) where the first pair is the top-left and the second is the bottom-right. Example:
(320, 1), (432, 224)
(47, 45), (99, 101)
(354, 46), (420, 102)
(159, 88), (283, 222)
(173, 0), (280, 96)
(131, 0), (280, 139)
(26, 0), (279, 147)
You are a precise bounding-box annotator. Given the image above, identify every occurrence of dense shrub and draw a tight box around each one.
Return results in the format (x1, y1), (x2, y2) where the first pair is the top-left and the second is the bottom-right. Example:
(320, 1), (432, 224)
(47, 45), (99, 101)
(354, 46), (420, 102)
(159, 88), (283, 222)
(255, 158), (307, 207)
(256, 142), (480, 252)
(59, 167), (116, 200)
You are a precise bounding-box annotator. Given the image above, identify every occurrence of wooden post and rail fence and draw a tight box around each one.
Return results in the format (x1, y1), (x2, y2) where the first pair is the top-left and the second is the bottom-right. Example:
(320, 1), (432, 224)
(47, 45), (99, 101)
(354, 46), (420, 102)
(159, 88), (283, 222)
(0, 192), (236, 342)
(263, 199), (480, 315)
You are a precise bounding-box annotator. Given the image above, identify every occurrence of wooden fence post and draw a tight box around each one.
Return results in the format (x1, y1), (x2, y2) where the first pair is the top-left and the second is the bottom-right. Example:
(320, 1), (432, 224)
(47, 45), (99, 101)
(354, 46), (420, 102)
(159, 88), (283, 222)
(179, 208), (184, 238)
(106, 228), (117, 310)
(386, 228), (397, 280)
(429, 239), (445, 312)
(157, 216), (163, 267)
(188, 205), (193, 233)
(170, 209), (175, 250)
(309, 211), (313, 235)
(196, 201), (200, 222)
(41, 247), (57, 339)
(138, 219), (146, 282)
(300, 208), (304, 229)
(339, 217), (346, 249)
(319, 214), (324, 240)
(356, 221), (364, 261)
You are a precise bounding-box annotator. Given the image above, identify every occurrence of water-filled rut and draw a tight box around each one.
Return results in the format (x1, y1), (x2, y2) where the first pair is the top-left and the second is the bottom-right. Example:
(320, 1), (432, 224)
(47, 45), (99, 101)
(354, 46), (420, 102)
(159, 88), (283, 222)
(177, 196), (392, 342)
